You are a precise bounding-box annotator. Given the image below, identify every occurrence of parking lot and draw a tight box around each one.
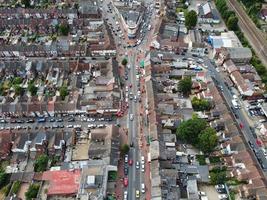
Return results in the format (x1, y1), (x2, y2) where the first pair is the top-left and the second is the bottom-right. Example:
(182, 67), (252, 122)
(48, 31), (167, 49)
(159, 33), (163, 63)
(0, 113), (116, 132)
(199, 185), (220, 200)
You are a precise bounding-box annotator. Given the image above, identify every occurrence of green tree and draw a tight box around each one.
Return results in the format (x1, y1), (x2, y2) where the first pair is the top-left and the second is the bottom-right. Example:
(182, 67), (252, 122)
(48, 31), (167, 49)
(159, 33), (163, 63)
(185, 10), (198, 29)
(178, 77), (192, 96)
(0, 170), (9, 188)
(58, 23), (70, 36)
(21, 0), (30, 7)
(59, 85), (68, 100)
(34, 155), (48, 172)
(210, 167), (227, 185)
(198, 127), (218, 154)
(25, 184), (40, 200)
(11, 181), (21, 195)
(120, 144), (130, 155)
(227, 15), (239, 31)
(28, 81), (38, 96)
(14, 85), (23, 96)
(12, 77), (23, 85)
(176, 118), (207, 145)
(191, 97), (211, 111)
(121, 58), (128, 66)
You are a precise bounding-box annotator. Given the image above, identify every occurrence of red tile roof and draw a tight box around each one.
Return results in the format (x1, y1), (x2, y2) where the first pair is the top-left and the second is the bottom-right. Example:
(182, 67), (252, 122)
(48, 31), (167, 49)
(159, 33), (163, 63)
(42, 169), (81, 196)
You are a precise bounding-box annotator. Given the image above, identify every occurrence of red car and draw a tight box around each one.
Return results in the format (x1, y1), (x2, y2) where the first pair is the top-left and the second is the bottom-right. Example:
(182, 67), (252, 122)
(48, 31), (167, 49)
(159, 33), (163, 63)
(129, 84), (132, 88)
(128, 159), (133, 166)
(123, 177), (128, 187)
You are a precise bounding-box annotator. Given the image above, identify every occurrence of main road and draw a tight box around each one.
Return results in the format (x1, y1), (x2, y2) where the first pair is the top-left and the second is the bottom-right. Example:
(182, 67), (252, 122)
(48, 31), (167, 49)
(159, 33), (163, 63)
(206, 59), (267, 181)
(227, 0), (267, 67)
(101, 0), (160, 198)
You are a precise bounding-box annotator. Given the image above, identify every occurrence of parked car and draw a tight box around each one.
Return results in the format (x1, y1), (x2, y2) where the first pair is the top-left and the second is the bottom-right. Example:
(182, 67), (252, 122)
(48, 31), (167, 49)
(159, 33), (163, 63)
(124, 191), (128, 200)
(128, 159), (133, 166)
(123, 177), (128, 187)
(218, 194), (228, 200)
(141, 183), (145, 193)
(136, 190), (140, 198)
(136, 161), (140, 169)
(125, 154), (128, 163)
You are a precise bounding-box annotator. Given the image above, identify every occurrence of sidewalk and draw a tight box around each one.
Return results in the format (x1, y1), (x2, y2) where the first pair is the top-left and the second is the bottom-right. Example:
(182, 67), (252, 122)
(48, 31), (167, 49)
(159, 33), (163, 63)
(138, 52), (152, 200)
(115, 125), (129, 199)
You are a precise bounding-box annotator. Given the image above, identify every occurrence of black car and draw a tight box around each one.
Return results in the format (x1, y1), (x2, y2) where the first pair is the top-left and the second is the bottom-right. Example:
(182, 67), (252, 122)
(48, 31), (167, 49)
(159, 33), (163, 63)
(248, 141), (254, 148)
(124, 166), (128, 175)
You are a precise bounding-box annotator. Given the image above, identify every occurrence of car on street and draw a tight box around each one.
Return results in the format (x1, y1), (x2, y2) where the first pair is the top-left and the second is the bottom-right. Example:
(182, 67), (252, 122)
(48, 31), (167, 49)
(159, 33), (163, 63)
(136, 190), (140, 198)
(124, 191), (128, 200)
(130, 114), (134, 121)
(128, 159), (133, 166)
(141, 156), (145, 164)
(141, 164), (145, 172)
(218, 194), (228, 200)
(141, 183), (145, 193)
(124, 166), (128, 175)
(123, 177), (128, 187)
(198, 191), (206, 196)
(125, 154), (128, 163)
(136, 161), (140, 169)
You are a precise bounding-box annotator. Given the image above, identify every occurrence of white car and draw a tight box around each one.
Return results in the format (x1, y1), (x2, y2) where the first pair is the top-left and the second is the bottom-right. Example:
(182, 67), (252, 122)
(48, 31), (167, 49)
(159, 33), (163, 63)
(136, 161), (140, 169)
(141, 156), (145, 164)
(130, 114), (134, 121)
(124, 191), (128, 200)
(141, 183), (145, 193)
(67, 125), (73, 128)
(218, 194), (228, 200)
(125, 154), (128, 163)
(198, 191), (206, 196)
(141, 164), (145, 172)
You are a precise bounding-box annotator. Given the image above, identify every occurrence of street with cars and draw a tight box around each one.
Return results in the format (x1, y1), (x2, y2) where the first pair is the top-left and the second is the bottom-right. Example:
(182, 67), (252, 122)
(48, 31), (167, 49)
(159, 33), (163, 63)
(100, 0), (160, 199)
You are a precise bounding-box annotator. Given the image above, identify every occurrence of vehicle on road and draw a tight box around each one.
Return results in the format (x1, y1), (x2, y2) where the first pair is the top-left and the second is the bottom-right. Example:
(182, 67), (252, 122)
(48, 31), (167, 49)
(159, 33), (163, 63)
(130, 114), (134, 121)
(125, 154), (128, 163)
(124, 166), (128, 175)
(37, 118), (46, 123)
(136, 161), (140, 169)
(128, 159), (133, 166)
(124, 191), (128, 200)
(141, 156), (145, 164)
(198, 191), (206, 196)
(123, 177), (128, 187)
(141, 183), (145, 193)
(218, 194), (228, 200)
(141, 164), (145, 172)
(136, 190), (140, 198)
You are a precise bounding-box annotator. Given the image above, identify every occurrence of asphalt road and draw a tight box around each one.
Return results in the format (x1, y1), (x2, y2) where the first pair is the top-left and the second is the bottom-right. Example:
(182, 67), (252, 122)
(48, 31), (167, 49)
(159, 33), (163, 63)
(227, 0), (267, 67)
(101, 0), (158, 198)
(205, 59), (267, 178)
